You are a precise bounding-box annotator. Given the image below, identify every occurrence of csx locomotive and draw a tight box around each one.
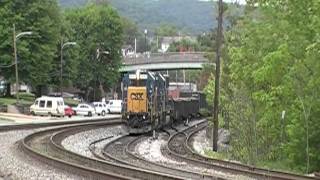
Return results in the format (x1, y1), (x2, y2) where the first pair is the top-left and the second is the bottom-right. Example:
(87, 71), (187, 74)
(122, 70), (206, 134)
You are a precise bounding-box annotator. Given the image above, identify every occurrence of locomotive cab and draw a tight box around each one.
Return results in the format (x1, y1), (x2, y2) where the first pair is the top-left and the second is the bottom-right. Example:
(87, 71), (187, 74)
(122, 70), (169, 134)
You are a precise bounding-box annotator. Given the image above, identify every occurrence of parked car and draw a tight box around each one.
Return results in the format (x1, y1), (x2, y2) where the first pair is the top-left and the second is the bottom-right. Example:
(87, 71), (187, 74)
(64, 105), (75, 118)
(30, 96), (65, 117)
(73, 103), (95, 117)
(107, 100), (122, 114)
(92, 102), (108, 116)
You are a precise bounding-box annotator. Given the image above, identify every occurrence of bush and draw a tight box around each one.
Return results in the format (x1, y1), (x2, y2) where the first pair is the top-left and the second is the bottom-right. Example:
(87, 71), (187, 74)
(199, 108), (211, 117)
(18, 93), (35, 102)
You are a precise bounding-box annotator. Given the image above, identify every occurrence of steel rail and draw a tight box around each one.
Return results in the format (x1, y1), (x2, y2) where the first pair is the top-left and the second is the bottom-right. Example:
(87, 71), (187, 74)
(101, 135), (196, 179)
(185, 126), (317, 180)
(49, 123), (182, 180)
(124, 134), (220, 180)
(167, 122), (317, 180)
(21, 120), (132, 179)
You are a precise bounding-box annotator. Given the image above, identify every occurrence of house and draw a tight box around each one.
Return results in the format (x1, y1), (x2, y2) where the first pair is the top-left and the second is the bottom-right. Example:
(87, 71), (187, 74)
(121, 45), (135, 57)
(160, 36), (181, 53)
(159, 36), (197, 53)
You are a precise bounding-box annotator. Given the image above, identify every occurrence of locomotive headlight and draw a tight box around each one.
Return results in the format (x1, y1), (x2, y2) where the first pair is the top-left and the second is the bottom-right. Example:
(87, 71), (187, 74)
(127, 115), (130, 119)
(143, 115), (146, 119)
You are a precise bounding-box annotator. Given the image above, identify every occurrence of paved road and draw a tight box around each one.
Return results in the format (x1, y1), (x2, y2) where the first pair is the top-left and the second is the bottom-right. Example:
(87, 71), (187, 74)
(0, 113), (121, 126)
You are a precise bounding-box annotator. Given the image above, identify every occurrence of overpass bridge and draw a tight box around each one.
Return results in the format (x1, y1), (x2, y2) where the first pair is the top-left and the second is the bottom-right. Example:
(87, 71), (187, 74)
(120, 52), (211, 72)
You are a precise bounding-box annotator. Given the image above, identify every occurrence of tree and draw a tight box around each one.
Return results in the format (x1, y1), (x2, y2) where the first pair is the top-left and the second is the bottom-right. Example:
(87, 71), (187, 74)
(155, 23), (178, 37)
(207, 0), (320, 172)
(64, 4), (123, 101)
(0, 0), (61, 96)
(168, 39), (201, 52)
(121, 17), (141, 47)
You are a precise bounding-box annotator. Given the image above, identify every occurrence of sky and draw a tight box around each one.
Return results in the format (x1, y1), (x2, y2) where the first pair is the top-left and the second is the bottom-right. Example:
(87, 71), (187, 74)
(198, 0), (246, 5)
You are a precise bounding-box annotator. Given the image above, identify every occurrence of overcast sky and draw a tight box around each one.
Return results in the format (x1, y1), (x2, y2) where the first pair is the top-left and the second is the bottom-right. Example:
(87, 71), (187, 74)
(199, 0), (246, 5)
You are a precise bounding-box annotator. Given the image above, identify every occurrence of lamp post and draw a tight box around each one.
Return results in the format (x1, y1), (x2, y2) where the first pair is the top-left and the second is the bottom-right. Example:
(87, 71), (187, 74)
(96, 48), (109, 60)
(144, 29), (148, 53)
(13, 24), (32, 104)
(60, 41), (76, 97)
(93, 48), (110, 101)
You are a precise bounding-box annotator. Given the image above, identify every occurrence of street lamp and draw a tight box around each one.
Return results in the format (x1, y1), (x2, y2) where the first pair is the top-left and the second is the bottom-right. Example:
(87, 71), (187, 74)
(13, 24), (33, 104)
(60, 41), (76, 97)
(144, 29), (148, 53)
(96, 48), (109, 60)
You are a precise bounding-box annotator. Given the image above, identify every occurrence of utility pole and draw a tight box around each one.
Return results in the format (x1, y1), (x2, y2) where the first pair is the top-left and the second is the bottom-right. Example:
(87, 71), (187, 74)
(13, 24), (19, 103)
(213, 0), (224, 151)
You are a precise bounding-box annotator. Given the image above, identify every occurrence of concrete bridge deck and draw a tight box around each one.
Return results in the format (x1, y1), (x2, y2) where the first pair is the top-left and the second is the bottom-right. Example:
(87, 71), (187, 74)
(120, 52), (211, 72)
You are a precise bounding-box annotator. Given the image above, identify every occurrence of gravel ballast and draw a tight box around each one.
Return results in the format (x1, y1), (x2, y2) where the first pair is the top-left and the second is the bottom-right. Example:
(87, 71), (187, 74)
(135, 120), (253, 180)
(0, 129), (83, 180)
(193, 129), (210, 155)
(62, 125), (127, 158)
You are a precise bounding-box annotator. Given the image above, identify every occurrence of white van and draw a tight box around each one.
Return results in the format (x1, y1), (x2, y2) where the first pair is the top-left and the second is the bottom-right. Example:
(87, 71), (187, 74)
(107, 100), (122, 114)
(30, 96), (65, 117)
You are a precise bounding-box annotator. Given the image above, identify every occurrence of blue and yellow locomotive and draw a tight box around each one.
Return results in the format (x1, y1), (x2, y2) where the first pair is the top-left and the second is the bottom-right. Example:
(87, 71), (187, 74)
(122, 70), (207, 134)
(122, 70), (170, 134)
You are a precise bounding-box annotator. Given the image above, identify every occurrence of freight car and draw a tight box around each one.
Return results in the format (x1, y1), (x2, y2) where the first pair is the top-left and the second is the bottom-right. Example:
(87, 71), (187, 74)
(122, 70), (206, 134)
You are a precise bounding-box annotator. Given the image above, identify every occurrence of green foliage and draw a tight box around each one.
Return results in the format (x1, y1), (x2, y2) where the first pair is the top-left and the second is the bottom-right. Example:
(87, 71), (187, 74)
(199, 108), (211, 117)
(59, 0), (244, 34)
(204, 0), (320, 173)
(18, 93), (35, 102)
(155, 24), (178, 37)
(64, 97), (79, 106)
(0, 96), (34, 106)
(121, 17), (141, 47)
(1, 1), (125, 101)
(168, 39), (201, 52)
(100, 0), (218, 34)
(64, 4), (123, 100)
(204, 149), (229, 160)
(0, 0), (61, 92)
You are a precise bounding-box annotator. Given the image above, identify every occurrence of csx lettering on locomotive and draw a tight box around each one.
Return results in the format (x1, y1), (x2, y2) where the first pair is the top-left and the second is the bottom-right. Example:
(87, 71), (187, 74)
(127, 86), (147, 113)
(130, 93), (144, 100)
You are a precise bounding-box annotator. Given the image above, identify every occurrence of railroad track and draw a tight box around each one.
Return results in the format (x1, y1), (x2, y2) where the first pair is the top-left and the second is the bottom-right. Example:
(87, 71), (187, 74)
(21, 120), (184, 180)
(101, 132), (222, 179)
(167, 122), (318, 180)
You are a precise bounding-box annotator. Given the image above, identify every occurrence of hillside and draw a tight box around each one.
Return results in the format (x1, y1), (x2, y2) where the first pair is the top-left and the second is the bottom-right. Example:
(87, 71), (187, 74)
(59, 0), (241, 34)
(108, 0), (217, 34)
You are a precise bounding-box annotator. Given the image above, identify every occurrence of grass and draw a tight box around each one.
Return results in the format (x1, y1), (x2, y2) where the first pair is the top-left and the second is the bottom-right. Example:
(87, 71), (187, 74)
(0, 97), (34, 106)
(0, 93), (35, 106)
(204, 149), (304, 175)
(204, 149), (229, 160)
(256, 160), (304, 174)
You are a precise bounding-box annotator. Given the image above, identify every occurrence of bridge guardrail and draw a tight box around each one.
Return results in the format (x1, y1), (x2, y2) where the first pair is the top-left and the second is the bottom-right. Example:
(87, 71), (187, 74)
(123, 52), (209, 65)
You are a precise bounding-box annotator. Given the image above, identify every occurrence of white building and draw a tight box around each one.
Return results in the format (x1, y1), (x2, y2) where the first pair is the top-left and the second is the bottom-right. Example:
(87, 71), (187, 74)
(121, 45), (135, 57)
(159, 36), (197, 53)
